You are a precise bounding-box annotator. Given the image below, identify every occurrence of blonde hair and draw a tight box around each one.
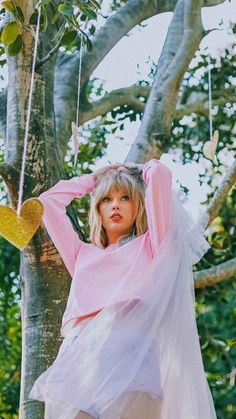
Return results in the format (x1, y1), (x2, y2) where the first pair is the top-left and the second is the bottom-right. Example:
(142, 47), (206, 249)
(88, 166), (148, 249)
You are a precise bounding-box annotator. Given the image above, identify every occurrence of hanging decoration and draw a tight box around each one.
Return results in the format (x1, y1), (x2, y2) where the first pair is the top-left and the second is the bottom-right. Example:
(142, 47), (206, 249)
(0, 3), (44, 251)
(203, 56), (219, 161)
(71, 34), (84, 168)
(0, 198), (44, 251)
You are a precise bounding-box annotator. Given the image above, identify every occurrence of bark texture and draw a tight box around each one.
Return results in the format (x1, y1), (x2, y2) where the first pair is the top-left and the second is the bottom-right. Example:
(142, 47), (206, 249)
(194, 257), (236, 288)
(207, 159), (236, 225)
(126, 0), (204, 162)
(3, 2), (70, 418)
(54, 0), (226, 154)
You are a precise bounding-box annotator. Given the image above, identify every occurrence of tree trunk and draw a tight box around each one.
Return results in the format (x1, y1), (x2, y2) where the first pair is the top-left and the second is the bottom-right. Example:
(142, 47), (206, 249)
(3, 2), (72, 418)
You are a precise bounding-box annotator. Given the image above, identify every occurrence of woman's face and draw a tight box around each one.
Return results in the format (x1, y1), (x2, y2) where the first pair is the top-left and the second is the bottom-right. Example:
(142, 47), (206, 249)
(98, 188), (136, 244)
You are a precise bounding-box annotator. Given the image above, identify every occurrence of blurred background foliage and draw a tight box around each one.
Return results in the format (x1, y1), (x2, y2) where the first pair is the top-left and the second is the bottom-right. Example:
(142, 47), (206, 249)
(0, 14), (235, 419)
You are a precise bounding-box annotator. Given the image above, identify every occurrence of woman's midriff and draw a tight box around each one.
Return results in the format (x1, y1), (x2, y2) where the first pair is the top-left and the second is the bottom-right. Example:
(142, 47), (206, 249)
(72, 309), (102, 328)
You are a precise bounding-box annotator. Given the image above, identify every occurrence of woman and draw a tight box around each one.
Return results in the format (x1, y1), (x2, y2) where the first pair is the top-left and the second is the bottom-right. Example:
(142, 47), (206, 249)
(29, 159), (217, 419)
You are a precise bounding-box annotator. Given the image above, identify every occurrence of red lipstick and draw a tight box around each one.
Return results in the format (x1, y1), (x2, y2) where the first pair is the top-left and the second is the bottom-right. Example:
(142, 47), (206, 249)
(111, 213), (123, 221)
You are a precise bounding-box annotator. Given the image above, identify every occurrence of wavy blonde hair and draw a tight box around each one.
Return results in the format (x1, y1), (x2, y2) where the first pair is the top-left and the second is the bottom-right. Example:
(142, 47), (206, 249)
(88, 166), (148, 249)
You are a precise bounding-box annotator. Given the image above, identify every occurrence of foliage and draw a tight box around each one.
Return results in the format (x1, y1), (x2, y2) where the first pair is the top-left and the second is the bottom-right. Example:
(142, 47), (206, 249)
(0, 0), (101, 62)
(0, 237), (21, 418)
(196, 277), (236, 419)
(172, 43), (236, 167)
(194, 188), (236, 419)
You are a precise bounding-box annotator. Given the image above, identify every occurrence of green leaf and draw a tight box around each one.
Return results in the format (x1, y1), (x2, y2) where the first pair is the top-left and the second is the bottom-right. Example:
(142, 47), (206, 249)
(0, 22), (20, 45)
(41, 0), (52, 5)
(41, 6), (48, 32)
(89, 24), (96, 35)
(58, 3), (74, 18)
(80, 13), (87, 21)
(86, 37), (93, 53)
(51, 10), (60, 24)
(0, 46), (5, 56)
(60, 30), (78, 46)
(29, 11), (37, 25)
(0, 59), (7, 66)
(2, 1), (14, 12)
(29, 10), (45, 28)
(8, 34), (23, 56)
(88, 10), (97, 20)
(89, 0), (101, 9)
(13, 6), (24, 24)
(83, 6), (97, 20)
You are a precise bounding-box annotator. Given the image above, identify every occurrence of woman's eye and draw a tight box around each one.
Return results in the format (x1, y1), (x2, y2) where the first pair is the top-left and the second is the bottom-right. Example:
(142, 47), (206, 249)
(102, 195), (129, 202)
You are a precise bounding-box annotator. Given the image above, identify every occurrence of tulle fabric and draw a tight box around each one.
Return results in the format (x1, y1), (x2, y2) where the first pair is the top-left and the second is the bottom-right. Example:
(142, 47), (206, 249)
(29, 190), (217, 419)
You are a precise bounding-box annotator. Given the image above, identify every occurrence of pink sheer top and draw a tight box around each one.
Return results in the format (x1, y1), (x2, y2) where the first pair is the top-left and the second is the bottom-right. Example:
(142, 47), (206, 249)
(38, 159), (173, 337)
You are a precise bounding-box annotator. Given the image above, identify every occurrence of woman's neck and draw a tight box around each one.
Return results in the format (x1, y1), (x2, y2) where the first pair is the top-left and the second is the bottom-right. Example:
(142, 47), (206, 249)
(107, 231), (136, 247)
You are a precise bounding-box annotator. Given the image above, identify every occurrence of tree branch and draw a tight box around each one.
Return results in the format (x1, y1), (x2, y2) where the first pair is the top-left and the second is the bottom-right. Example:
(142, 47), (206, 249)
(54, 0), (177, 155)
(175, 94), (236, 119)
(80, 85), (148, 123)
(54, 0), (226, 158)
(36, 36), (63, 70)
(206, 158), (236, 225)
(126, 0), (205, 162)
(80, 0), (225, 89)
(0, 88), (7, 140)
(80, 85), (235, 123)
(0, 162), (12, 182)
(194, 257), (236, 288)
(0, 162), (32, 207)
(80, 0), (177, 90)
(203, 0), (226, 5)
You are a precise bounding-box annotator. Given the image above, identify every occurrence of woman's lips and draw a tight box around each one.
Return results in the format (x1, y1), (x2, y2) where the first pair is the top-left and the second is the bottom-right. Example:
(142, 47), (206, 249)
(111, 215), (123, 221)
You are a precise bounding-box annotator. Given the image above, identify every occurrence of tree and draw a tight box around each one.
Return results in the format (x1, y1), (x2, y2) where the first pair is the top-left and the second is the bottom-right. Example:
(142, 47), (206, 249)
(0, 1), (235, 418)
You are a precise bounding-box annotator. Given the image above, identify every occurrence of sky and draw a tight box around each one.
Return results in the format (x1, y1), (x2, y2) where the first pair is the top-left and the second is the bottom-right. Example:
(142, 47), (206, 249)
(95, 1), (235, 91)
(89, 0), (235, 207)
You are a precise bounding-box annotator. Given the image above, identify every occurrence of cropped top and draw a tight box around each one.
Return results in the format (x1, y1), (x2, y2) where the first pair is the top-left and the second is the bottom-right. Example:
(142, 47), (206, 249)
(38, 159), (173, 337)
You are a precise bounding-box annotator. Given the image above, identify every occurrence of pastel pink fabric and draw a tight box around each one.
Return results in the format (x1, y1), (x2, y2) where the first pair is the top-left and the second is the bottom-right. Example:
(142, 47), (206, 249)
(29, 159), (218, 419)
(38, 159), (172, 337)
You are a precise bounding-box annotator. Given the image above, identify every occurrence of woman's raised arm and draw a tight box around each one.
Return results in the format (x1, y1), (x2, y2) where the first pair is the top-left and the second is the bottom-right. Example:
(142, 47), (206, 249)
(142, 159), (173, 258)
(38, 173), (95, 277)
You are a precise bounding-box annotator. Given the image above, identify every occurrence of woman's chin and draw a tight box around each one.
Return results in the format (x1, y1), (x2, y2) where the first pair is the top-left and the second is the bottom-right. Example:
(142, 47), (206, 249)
(105, 224), (129, 235)
(107, 220), (125, 229)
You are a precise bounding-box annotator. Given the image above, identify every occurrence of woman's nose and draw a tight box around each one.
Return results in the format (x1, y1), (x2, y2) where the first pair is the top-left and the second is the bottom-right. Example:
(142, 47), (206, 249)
(112, 200), (119, 209)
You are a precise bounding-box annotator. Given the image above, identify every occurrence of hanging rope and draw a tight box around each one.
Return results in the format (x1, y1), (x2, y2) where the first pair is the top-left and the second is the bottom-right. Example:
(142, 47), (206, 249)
(207, 56), (213, 141)
(72, 36), (84, 168)
(17, 3), (42, 215)
(72, 35), (84, 168)
(202, 55), (219, 161)
(76, 36), (83, 128)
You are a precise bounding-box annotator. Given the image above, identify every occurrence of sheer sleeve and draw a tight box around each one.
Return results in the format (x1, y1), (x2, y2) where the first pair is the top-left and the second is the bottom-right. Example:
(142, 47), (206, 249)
(38, 173), (95, 277)
(142, 159), (173, 258)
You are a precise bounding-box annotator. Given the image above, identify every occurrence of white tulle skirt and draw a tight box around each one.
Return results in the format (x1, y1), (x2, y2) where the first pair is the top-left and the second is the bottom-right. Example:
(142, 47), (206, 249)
(29, 313), (164, 419)
(29, 190), (217, 419)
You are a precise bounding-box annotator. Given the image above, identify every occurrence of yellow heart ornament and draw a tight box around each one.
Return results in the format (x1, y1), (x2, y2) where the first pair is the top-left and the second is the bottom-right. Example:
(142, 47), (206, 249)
(203, 130), (219, 161)
(0, 198), (44, 251)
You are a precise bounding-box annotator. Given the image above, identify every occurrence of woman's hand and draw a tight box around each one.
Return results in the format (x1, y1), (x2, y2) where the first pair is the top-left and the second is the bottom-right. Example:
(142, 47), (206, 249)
(92, 163), (126, 183)
(92, 162), (145, 184)
(122, 162), (145, 173)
